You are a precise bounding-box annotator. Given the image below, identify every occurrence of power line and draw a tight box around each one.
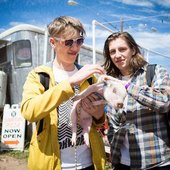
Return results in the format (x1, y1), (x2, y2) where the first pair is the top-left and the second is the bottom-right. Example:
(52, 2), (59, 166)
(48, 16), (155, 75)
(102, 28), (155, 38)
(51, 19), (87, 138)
(141, 46), (170, 59)
(101, 13), (170, 25)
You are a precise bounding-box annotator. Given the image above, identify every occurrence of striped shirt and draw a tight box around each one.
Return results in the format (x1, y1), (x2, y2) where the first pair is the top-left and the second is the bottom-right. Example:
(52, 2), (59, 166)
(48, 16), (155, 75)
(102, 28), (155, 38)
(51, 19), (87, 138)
(107, 64), (170, 170)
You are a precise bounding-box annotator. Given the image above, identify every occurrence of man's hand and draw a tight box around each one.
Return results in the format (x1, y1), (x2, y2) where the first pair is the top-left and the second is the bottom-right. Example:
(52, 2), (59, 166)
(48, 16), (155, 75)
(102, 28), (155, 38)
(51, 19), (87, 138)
(81, 93), (105, 120)
(100, 75), (128, 86)
(73, 83), (104, 101)
(69, 64), (105, 87)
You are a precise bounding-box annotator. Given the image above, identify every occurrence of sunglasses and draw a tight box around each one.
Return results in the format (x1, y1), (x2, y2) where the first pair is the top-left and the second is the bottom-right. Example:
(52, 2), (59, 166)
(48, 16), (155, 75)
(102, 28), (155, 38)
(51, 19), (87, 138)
(54, 37), (84, 47)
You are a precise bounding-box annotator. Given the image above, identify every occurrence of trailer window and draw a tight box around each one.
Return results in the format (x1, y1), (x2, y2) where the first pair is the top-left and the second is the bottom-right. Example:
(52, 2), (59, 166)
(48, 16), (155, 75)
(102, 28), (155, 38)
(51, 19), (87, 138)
(0, 46), (7, 64)
(13, 40), (32, 68)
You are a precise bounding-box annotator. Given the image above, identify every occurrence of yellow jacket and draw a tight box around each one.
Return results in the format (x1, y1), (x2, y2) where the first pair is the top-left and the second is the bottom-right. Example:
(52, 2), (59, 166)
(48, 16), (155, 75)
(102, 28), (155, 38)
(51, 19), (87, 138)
(21, 65), (106, 170)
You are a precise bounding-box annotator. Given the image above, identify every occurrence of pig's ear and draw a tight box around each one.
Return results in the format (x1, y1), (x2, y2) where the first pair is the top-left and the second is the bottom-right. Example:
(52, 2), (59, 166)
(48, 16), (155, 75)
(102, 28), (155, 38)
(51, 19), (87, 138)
(101, 77), (109, 86)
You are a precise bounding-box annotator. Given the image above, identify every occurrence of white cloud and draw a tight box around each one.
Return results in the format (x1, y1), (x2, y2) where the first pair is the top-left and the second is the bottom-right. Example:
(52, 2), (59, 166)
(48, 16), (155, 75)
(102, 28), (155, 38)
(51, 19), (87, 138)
(112, 0), (154, 7)
(154, 0), (170, 8)
(111, 0), (170, 12)
(134, 32), (170, 50)
(9, 22), (25, 27)
(0, 28), (5, 33)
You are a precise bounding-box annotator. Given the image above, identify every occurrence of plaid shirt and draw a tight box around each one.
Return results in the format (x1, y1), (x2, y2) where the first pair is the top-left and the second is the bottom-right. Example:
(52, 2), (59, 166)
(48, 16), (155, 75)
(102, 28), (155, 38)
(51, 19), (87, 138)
(108, 64), (170, 170)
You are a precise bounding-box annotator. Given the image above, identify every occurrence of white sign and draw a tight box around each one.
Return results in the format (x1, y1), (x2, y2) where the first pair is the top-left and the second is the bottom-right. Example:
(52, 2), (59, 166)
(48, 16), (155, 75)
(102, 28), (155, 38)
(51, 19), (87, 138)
(1, 104), (26, 151)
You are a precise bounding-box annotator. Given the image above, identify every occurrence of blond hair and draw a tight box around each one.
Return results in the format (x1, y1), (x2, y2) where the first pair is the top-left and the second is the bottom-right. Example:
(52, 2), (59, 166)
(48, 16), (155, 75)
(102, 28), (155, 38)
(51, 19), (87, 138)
(47, 16), (85, 38)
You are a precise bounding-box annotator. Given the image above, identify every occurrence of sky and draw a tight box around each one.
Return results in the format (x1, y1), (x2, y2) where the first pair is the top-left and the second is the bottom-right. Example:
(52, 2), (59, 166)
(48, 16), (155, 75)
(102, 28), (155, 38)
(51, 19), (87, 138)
(0, 0), (170, 72)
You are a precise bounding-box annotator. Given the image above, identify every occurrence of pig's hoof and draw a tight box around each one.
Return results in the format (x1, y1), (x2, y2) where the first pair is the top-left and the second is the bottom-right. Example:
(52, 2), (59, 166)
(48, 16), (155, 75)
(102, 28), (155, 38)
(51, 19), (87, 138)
(71, 135), (76, 146)
(85, 141), (90, 148)
(83, 133), (90, 147)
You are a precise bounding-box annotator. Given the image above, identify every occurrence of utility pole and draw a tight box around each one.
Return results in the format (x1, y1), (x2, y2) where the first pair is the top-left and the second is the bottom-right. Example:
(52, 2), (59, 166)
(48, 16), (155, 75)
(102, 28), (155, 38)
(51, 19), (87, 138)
(120, 17), (124, 32)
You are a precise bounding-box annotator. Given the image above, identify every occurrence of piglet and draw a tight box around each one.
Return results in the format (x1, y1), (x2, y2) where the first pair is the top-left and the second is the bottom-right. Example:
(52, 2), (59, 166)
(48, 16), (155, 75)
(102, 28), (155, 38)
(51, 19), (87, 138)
(70, 99), (92, 147)
(70, 75), (127, 147)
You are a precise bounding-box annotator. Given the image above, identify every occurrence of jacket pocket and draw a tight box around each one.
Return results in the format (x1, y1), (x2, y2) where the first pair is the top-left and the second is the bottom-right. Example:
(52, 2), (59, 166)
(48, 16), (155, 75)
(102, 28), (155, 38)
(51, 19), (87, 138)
(28, 128), (53, 170)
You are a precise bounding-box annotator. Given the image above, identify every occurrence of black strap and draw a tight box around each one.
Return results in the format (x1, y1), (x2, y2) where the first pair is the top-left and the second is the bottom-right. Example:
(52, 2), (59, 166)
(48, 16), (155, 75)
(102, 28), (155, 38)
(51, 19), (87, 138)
(39, 72), (49, 90)
(37, 73), (50, 135)
(146, 64), (156, 87)
(87, 77), (93, 85)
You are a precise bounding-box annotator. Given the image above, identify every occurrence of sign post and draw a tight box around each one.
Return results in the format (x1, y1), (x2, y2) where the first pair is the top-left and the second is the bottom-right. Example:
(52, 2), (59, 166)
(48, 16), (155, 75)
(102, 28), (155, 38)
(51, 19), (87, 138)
(1, 104), (26, 151)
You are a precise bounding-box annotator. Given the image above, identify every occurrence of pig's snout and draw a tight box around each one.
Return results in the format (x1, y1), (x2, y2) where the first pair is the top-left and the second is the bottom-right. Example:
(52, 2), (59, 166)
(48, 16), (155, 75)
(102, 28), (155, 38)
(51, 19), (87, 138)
(117, 103), (123, 108)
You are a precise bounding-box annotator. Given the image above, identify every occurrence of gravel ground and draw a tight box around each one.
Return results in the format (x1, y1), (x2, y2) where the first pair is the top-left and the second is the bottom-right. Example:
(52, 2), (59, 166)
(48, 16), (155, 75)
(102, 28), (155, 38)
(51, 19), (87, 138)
(0, 154), (27, 170)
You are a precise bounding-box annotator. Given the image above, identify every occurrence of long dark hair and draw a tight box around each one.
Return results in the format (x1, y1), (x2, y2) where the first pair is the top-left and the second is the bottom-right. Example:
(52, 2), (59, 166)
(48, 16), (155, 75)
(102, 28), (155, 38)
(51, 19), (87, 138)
(103, 32), (147, 77)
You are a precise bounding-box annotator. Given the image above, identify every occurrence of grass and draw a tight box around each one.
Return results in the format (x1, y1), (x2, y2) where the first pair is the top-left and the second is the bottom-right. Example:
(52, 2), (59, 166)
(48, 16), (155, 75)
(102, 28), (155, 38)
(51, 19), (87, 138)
(0, 139), (29, 159)
(0, 149), (29, 159)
